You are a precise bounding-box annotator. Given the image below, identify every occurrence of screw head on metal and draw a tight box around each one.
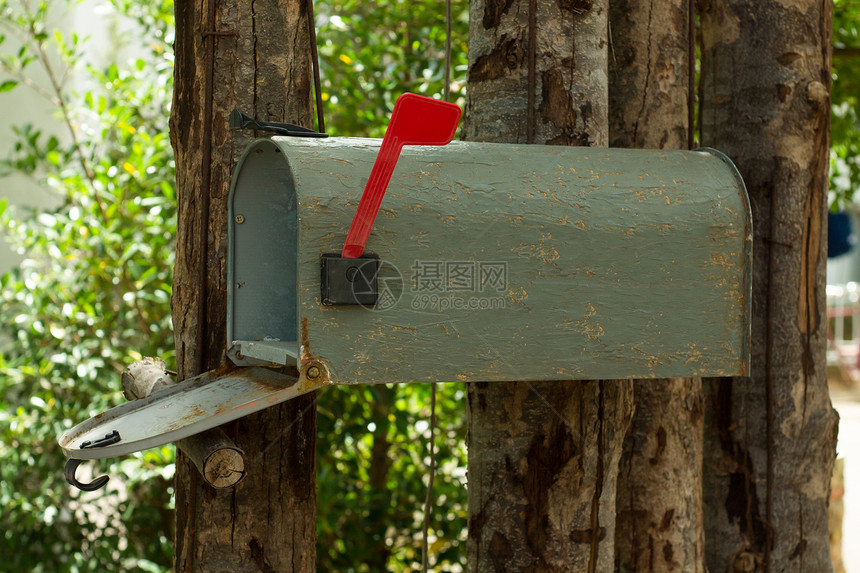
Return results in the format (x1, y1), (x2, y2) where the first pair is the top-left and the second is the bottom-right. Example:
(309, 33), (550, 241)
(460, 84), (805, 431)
(306, 365), (321, 379)
(235, 214), (245, 224)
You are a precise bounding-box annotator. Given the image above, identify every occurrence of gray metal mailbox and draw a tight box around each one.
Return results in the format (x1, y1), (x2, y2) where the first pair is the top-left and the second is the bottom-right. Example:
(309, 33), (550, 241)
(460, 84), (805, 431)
(57, 94), (752, 480)
(226, 138), (752, 385)
(58, 133), (752, 469)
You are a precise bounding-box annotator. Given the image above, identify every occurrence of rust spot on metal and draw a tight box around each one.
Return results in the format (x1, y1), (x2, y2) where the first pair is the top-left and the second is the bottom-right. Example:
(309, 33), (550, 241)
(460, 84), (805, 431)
(208, 360), (240, 379)
(165, 404), (207, 432)
(300, 317), (311, 359)
(297, 359), (331, 393)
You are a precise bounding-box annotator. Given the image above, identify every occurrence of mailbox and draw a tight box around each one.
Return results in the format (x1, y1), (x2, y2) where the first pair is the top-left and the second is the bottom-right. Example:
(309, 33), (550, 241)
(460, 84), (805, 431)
(59, 94), (751, 471)
(227, 138), (751, 384)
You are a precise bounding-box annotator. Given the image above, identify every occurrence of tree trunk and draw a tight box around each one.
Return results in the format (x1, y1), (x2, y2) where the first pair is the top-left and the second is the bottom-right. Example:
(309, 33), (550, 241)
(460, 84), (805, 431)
(170, 2), (317, 571)
(609, 2), (705, 571)
(463, 1), (634, 571)
(614, 379), (704, 572)
(699, 0), (838, 571)
(609, 0), (692, 151)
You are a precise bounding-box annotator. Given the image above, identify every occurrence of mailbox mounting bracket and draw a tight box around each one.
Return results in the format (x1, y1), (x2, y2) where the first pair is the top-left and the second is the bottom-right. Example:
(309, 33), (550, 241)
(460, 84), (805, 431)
(321, 253), (379, 306)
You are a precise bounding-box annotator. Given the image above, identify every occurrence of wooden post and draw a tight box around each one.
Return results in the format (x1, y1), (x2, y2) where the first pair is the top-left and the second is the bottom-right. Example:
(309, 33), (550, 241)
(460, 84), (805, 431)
(609, 1), (706, 571)
(463, 1), (634, 570)
(699, 0), (838, 570)
(170, 0), (317, 570)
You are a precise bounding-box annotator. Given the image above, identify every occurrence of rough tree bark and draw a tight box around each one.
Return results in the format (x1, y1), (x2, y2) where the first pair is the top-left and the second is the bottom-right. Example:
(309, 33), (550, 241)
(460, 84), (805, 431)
(609, 0), (692, 151)
(463, 1), (634, 571)
(609, 2), (705, 571)
(699, 0), (839, 571)
(613, 379), (704, 573)
(170, 2), (316, 571)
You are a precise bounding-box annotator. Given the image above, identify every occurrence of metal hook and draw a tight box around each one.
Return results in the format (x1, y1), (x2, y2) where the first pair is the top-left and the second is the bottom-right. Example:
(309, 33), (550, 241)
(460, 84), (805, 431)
(64, 458), (110, 492)
(63, 429), (121, 492)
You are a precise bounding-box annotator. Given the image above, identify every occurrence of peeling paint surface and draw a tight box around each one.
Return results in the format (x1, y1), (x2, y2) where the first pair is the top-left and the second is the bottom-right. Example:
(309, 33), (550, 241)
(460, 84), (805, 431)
(230, 137), (751, 385)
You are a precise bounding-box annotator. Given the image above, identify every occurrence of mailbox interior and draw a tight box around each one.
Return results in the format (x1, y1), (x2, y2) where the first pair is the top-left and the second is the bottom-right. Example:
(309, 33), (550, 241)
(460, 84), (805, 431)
(227, 140), (299, 366)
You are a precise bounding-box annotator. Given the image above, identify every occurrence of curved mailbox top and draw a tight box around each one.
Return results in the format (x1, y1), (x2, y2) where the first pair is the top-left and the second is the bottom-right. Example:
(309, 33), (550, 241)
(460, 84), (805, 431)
(228, 137), (752, 384)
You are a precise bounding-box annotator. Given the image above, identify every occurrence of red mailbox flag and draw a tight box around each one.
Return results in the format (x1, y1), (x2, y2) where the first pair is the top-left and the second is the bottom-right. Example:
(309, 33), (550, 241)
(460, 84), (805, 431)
(341, 93), (461, 259)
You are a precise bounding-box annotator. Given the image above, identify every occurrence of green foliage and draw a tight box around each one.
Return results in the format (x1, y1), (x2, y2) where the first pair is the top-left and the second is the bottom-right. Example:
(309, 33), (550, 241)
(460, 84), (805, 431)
(315, 0), (469, 137)
(831, 0), (860, 210)
(317, 384), (467, 572)
(0, 1), (176, 571)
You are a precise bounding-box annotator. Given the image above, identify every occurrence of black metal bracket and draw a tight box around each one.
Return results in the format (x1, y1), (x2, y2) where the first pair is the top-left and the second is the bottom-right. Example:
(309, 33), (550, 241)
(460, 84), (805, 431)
(320, 253), (379, 306)
(64, 430), (121, 492)
(80, 430), (121, 450)
(229, 109), (328, 138)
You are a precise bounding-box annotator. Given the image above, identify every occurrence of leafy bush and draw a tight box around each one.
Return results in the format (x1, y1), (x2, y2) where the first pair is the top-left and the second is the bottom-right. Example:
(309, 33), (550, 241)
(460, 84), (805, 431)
(315, 0), (469, 137)
(0, 1), (176, 570)
(831, 0), (860, 209)
(317, 384), (468, 572)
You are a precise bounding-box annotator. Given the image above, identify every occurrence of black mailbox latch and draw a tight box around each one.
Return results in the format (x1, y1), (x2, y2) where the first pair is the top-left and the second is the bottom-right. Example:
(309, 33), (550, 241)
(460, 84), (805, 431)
(320, 254), (379, 306)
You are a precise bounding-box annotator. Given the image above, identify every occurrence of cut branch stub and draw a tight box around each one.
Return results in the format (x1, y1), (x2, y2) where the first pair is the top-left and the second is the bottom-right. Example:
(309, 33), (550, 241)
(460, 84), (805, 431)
(122, 357), (246, 488)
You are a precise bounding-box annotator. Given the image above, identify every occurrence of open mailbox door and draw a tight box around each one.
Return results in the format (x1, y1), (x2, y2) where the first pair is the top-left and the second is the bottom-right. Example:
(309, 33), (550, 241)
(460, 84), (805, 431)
(59, 94), (752, 471)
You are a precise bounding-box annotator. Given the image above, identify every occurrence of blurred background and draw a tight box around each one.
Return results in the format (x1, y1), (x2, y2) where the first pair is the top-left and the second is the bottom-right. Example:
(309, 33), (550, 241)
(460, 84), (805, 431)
(1, 0), (859, 571)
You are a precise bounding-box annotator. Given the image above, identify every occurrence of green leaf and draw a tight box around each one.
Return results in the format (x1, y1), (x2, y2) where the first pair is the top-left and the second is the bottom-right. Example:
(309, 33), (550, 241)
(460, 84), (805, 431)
(0, 80), (18, 93)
